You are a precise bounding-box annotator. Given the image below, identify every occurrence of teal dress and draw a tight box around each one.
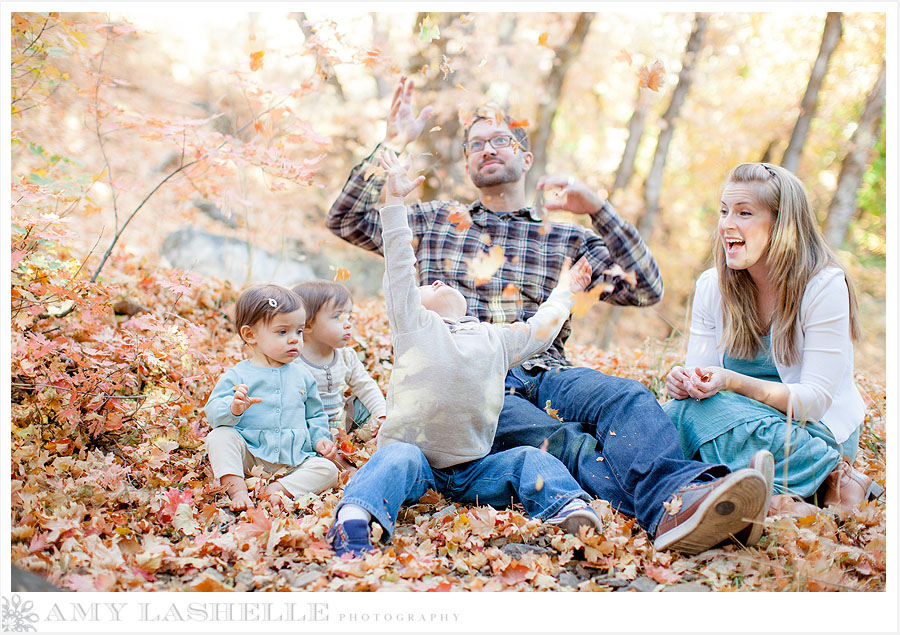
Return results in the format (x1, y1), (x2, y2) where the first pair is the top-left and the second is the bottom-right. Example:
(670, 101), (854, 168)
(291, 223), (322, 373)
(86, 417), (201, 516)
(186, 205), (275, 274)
(662, 336), (860, 499)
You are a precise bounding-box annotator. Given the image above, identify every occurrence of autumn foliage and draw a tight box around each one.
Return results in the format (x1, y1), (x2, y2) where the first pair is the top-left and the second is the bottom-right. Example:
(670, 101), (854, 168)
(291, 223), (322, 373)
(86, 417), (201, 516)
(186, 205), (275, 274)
(9, 12), (887, 593)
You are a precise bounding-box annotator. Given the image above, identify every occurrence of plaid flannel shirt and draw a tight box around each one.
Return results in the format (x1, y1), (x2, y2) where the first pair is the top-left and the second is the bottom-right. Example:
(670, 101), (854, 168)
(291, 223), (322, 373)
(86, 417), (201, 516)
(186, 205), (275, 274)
(326, 145), (664, 369)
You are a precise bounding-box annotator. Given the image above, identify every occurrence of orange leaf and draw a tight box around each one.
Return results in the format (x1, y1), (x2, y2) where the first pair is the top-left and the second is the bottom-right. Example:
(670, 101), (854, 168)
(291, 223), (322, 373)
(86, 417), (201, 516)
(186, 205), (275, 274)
(249, 50), (265, 72)
(333, 267), (351, 282)
(638, 60), (665, 92)
(570, 287), (602, 319)
(467, 245), (505, 285)
(502, 283), (519, 298)
(537, 32), (550, 48)
(508, 118), (530, 129)
(544, 400), (563, 422)
(190, 574), (233, 592)
(617, 49), (633, 66)
(645, 563), (682, 584)
(499, 562), (531, 585)
(447, 205), (472, 231)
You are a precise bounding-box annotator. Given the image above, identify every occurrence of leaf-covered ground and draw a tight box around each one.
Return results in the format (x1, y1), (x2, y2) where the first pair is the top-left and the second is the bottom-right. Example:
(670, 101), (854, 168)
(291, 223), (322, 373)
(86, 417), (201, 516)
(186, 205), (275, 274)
(9, 247), (887, 593)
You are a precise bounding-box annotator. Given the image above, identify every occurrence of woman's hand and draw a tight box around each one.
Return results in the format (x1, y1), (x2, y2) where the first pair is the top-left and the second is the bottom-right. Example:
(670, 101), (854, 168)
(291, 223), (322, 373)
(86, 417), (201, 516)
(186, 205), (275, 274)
(230, 384), (261, 416)
(665, 366), (692, 400)
(684, 366), (730, 400)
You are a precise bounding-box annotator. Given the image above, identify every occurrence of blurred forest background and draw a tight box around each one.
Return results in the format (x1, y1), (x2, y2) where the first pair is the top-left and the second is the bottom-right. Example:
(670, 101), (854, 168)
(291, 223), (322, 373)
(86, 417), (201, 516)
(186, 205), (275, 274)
(10, 9), (887, 376)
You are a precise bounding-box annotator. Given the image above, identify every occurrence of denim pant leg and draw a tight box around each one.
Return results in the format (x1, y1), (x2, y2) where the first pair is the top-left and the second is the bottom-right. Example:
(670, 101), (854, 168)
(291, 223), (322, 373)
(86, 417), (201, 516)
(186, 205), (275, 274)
(493, 366), (725, 534)
(443, 447), (589, 520)
(336, 442), (436, 539)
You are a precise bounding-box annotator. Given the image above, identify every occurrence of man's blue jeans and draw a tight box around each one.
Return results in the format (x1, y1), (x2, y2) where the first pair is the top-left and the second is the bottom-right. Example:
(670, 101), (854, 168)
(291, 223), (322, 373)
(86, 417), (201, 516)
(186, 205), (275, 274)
(337, 441), (590, 539)
(491, 366), (728, 535)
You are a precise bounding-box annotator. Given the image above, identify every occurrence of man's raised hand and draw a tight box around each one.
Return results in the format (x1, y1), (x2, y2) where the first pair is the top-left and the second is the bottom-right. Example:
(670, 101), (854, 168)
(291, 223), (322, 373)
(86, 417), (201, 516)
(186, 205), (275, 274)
(537, 174), (608, 216)
(384, 76), (434, 151)
(559, 256), (593, 294)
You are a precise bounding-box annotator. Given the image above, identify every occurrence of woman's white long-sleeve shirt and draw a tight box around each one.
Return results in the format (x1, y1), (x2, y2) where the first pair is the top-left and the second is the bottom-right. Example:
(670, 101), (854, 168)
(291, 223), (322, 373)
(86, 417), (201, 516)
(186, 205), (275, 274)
(684, 266), (864, 443)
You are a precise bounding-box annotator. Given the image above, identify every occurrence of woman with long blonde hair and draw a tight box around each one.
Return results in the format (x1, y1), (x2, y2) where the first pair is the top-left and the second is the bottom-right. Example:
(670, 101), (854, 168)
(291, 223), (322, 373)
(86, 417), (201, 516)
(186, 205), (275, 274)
(663, 163), (882, 520)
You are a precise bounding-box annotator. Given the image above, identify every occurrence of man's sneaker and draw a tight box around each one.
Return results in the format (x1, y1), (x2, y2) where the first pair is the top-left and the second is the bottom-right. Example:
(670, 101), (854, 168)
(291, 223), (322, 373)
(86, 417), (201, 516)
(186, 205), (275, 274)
(547, 499), (602, 536)
(653, 468), (767, 555)
(745, 449), (775, 545)
(326, 519), (372, 557)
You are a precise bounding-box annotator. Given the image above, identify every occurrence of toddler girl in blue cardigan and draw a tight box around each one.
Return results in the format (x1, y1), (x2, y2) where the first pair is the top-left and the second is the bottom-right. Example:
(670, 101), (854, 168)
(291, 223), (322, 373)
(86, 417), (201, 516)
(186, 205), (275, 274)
(205, 284), (339, 510)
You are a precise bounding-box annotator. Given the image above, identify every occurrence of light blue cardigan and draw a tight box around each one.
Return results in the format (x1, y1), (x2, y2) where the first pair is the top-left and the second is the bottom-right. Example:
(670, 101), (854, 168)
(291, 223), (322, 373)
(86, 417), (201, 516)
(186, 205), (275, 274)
(204, 360), (332, 465)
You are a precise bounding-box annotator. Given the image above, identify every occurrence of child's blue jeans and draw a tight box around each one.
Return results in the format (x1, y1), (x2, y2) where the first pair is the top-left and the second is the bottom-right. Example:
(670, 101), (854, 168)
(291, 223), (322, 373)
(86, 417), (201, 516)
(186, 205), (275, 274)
(335, 441), (590, 539)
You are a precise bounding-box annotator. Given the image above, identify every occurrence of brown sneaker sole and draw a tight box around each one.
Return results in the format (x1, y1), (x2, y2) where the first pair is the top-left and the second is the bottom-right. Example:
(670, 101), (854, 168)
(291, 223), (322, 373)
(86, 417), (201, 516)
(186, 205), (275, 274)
(654, 469), (767, 556)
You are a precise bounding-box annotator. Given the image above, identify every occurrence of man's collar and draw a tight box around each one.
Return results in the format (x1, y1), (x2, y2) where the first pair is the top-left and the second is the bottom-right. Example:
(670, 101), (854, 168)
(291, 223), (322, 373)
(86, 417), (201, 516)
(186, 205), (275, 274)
(469, 200), (542, 222)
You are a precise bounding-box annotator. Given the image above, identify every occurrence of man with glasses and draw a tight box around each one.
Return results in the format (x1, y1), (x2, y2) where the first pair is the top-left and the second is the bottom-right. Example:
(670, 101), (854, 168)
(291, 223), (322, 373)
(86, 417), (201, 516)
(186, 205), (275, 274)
(326, 77), (771, 555)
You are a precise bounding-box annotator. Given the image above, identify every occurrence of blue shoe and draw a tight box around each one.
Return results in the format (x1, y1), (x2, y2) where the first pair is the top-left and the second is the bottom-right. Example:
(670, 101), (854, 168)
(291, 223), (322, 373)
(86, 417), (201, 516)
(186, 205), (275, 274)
(547, 499), (602, 535)
(326, 519), (372, 557)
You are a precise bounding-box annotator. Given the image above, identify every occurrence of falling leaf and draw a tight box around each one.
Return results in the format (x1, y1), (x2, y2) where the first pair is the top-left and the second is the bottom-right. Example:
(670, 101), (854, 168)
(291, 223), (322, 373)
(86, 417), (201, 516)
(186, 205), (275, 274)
(467, 245), (505, 285)
(447, 204), (472, 231)
(537, 32), (550, 48)
(662, 494), (683, 516)
(544, 400), (563, 422)
(440, 55), (453, 80)
(535, 475), (544, 491)
(617, 49), (633, 66)
(363, 164), (384, 181)
(609, 430), (616, 436)
(333, 267), (351, 282)
(508, 118), (529, 129)
(419, 16), (440, 42)
(249, 50), (265, 72)
(638, 60), (665, 91)
(429, 126), (442, 133)
(539, 438), (549, 452)
(570, 288), (602, 319)
(502, 283), (519, 298)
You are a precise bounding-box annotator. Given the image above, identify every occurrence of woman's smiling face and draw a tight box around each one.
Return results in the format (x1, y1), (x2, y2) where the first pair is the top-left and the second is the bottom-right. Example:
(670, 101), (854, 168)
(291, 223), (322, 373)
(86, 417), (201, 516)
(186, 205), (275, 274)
(718, 182), (775, 279)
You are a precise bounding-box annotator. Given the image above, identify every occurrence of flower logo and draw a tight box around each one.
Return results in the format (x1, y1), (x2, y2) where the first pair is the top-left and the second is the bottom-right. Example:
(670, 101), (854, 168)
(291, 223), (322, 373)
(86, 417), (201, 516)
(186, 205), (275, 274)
(1, 594), (40, 632)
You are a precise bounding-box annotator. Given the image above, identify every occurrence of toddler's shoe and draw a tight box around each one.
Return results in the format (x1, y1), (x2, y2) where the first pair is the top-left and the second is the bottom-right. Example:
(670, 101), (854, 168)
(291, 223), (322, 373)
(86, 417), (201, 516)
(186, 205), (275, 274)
(327, 519), (372, 557)
(547, 499), (602, 535)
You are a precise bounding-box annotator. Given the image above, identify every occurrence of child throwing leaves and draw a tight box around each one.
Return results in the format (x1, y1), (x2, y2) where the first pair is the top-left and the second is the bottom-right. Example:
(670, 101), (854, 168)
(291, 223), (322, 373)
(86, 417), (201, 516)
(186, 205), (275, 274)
(327, 148), (602, 557)
(205, 284), (339, 510)
(291, 281), (386, 439)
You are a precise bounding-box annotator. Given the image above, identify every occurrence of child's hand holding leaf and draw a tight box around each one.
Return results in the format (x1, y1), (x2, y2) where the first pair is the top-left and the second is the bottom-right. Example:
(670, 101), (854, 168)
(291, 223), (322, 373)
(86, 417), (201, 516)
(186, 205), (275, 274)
(231, 383), (262, 416)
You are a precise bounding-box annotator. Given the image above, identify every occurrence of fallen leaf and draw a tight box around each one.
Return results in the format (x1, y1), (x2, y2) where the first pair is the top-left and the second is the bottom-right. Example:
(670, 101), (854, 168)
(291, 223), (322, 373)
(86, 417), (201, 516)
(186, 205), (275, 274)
(645, 563), (682, 584)
(544, 400), (563, 422)
(662, 494), (683, 516)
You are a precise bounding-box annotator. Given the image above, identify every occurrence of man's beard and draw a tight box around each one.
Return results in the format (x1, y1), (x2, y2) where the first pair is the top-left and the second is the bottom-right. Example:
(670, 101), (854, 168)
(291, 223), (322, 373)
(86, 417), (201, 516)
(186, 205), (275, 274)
(470, 158), (522, 188)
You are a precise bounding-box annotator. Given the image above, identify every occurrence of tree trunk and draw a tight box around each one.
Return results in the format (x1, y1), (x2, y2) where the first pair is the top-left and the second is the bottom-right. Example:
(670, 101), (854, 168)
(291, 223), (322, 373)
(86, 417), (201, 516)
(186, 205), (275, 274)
(290, 12), (346, 102)
(525, 13), (595, 197)
(824, 62), (886, 248)
(602, 14), (706, 349)
(781, 12), (842, 173)
(636, 13), (707, 239)
(610, 87), (651, 198)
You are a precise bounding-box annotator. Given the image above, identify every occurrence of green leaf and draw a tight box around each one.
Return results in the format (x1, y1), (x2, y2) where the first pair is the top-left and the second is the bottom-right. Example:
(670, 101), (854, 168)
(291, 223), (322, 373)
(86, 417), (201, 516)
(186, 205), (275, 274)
(419, 17), (440, 42)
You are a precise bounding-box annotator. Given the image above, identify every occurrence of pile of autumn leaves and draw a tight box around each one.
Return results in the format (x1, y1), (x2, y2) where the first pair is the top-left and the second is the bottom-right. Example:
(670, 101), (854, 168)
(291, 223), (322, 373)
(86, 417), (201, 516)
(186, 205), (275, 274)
(9, 252), (887, 592)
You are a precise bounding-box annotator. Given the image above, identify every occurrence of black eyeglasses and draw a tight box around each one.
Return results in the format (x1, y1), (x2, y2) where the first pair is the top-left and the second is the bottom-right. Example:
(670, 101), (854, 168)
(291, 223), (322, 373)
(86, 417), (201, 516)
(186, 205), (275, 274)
(462, 134), (514, 154)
